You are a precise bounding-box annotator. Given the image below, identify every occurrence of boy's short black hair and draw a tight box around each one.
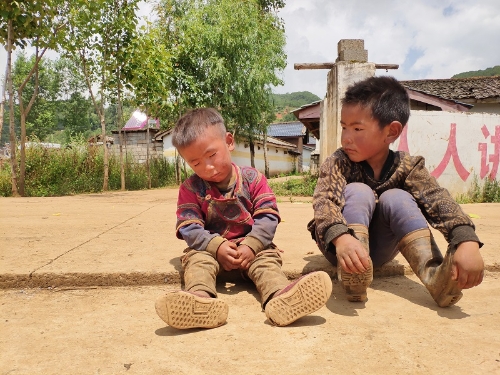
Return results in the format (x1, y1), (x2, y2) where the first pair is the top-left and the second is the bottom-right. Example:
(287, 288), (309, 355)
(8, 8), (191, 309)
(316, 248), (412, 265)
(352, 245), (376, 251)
(342, 76), (410, 128)
(172, 108), (226, 149)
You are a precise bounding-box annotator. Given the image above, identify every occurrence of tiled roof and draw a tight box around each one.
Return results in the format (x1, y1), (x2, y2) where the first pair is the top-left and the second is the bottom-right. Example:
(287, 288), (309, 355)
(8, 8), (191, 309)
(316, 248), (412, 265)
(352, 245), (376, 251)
(400, 76), (500, 100)
(267, 122), (305, 137)
(122, 110), (159, 130)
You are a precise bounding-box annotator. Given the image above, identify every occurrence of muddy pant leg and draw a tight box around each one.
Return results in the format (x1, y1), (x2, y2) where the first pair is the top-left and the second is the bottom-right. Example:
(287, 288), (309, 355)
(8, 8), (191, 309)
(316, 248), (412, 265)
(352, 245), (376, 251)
(342, 182), (376, 227)
(369, 189), (429, 267)
(181, 249), (219, 297)
(246, 249), (290, 308)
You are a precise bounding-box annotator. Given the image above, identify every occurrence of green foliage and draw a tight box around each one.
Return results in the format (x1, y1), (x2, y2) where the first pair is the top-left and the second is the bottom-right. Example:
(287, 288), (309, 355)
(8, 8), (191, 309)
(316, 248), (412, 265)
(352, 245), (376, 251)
(271, 91), (321, 121)
(0, 0), (66, 51)
(127, 24), (174, 121)
(271, 91), (321, 112)
(268, 174), (318, 197)
(1, 54), (105, 146)
(451, 65), (500, 79)
(0, 142), (177, 197)
(152, 0), (287, 136)
(456, 176), (500, 203)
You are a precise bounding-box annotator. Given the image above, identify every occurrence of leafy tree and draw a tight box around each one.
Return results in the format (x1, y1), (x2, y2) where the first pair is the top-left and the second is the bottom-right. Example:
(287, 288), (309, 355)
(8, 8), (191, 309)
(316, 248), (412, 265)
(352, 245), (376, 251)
(12, 53), (59, 140)
(65, 0), (140, 191)
(0, 0), (70, 196)
(153, 0), (286, 167)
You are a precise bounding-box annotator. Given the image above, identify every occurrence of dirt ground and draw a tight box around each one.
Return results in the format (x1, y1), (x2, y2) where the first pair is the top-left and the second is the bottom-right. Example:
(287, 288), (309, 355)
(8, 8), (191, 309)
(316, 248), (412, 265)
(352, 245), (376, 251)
(0, 186), (499, 375)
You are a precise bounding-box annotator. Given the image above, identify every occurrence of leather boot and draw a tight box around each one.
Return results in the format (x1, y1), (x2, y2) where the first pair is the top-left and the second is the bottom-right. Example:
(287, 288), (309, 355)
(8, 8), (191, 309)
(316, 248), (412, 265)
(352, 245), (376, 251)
(397, 229), (462, 307)
(338, 224), (373, 302)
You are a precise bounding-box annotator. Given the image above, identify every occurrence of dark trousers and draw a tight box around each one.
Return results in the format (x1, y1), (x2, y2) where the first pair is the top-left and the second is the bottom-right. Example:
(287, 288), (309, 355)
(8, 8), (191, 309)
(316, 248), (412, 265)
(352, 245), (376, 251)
(343, 183), (428, 267)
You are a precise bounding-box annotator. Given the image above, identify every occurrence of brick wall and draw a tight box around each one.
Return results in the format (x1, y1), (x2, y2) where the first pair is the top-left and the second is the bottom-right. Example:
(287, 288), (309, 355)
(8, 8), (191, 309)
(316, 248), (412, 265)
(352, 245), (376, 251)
(111, 130), (163, 163)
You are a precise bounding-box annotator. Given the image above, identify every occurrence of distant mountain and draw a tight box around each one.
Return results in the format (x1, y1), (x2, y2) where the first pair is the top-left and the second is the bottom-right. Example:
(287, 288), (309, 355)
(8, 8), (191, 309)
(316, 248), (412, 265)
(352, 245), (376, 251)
(271, 91), (321, 121)
(452, 65), (500, 78)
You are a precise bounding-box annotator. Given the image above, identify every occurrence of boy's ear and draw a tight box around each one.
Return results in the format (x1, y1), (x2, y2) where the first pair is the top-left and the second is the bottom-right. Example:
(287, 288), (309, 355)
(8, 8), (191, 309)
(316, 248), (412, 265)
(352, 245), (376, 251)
(226, 132), (235, 150)
(386, 121), (403, 143)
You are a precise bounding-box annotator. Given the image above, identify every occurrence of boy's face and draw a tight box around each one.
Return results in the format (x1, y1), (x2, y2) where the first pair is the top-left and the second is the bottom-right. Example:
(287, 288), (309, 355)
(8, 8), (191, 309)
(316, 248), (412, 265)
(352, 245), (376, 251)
(340, 104), (393, 169)
(177, 126), (235, 186)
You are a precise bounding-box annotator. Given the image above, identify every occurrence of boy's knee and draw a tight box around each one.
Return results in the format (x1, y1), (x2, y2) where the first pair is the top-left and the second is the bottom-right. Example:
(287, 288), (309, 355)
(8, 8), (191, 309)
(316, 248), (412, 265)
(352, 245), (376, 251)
(378, 189), (413, 207)
(345, 183), (376, 204)
(182, 249), (218, 269)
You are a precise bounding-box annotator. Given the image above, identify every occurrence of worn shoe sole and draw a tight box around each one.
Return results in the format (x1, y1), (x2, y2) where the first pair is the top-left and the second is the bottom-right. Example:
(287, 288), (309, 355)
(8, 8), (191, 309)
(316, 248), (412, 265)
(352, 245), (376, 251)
(434, 289), (463, 307)
(428, 254), (463, 307)
(155, 291), (228, 329)
(340, 258), (373, 302)
(265, 271), (332, 327)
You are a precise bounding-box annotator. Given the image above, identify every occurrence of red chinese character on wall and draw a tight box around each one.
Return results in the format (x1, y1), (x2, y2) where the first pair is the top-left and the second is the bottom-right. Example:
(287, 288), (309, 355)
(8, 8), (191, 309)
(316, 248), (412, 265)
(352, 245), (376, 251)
(478, 125), (500, 180)
(430, 123), (470, 181)
(397, 124), (410, 153)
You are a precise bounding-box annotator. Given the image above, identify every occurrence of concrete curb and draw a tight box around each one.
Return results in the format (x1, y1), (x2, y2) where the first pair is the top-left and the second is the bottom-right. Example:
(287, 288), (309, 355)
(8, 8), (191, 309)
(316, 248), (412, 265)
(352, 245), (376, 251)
(0, 260), (412, 289)
(1, 262), (498, 290)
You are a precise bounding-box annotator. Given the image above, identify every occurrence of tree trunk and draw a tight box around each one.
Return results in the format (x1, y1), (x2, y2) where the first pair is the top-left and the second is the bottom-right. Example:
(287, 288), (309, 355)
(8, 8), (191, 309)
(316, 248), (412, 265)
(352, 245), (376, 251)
(116, 71), (125, 191)
(100, 108), (109, 191)
(79, 50), (108, 191)
(0, 63), (7, 141)
(6, 20), (19, 197)
(17, 45), (43, 196)
(249, 140), (255, 168)
(175, 150), (181, 185)
(263, 132), (269, 178)
(146, 122), (151, 189)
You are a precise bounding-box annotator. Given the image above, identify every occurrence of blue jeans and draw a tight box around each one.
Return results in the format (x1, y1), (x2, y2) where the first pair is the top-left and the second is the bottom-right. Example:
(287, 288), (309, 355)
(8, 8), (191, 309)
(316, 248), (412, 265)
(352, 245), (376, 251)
(343, 183), (428, 267)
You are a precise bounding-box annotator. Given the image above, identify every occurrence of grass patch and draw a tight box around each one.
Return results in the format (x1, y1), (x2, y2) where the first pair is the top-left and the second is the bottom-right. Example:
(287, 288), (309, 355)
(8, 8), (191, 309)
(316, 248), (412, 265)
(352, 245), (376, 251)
(268, 173), (318, 197)
(456, 176), (500, 203)
(0, 142), (178, 197)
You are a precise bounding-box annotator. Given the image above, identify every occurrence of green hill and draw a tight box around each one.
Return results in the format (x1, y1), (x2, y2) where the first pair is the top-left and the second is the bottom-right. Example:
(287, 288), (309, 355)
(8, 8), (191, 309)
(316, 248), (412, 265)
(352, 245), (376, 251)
(452, 65), (500, 78)
(271, 91), (321, 121)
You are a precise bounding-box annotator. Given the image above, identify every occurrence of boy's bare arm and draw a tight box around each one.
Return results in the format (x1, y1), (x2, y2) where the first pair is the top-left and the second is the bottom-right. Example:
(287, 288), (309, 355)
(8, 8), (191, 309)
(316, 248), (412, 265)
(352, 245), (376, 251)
(333, 233), (371, 274)
(216, 241), (242, 271)
(452, 241), (484, 289)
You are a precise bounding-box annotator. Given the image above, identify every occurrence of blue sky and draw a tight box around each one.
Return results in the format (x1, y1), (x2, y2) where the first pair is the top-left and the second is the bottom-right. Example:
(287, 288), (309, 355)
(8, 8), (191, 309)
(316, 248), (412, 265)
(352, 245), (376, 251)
(1, 0), (499, 98)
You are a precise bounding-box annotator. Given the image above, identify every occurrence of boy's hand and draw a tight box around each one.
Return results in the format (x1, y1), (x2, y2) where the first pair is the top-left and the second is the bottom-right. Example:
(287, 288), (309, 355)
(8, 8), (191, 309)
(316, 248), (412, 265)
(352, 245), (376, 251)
(216, 241), (242, 271)
(452, 241), (484, 289)
(333, 233), (371, 274)
(237, 244), (255, 270)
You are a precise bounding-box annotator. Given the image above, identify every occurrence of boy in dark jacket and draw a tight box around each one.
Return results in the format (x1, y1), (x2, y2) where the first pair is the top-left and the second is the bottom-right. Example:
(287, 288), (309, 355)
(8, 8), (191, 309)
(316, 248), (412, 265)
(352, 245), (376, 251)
(309, 76), (483, 306)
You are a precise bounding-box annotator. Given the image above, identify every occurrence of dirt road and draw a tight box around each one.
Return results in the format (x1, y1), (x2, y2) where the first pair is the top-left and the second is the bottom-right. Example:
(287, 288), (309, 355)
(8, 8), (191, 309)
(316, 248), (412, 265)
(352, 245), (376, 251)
(0, 188), (499, 374)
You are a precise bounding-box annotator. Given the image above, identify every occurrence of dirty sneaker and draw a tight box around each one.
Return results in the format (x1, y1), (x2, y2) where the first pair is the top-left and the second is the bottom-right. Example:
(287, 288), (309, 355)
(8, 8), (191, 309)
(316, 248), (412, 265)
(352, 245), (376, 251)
(155, 291), (229, 329)
(264, 271), (332, 326)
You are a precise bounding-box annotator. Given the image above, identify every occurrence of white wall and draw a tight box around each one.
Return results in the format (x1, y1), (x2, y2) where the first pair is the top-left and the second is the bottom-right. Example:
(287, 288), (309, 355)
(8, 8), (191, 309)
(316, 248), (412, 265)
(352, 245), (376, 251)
(391, 110), (500, 197)
(302, 147), (313, 171)
(162, 136), (298, 176)
(232, 143), (297, 176)
(162, 135), (177, 161)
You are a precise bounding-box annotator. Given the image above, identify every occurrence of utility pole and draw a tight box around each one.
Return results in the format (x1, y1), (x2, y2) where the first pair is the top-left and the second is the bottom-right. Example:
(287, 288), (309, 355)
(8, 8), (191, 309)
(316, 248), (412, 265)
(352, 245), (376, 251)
(294, 39), (398, 164)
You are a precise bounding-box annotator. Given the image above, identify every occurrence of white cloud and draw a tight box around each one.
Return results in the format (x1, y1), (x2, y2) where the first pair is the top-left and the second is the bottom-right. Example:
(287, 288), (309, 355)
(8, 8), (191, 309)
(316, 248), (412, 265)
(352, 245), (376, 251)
(275, 0), (500, 96)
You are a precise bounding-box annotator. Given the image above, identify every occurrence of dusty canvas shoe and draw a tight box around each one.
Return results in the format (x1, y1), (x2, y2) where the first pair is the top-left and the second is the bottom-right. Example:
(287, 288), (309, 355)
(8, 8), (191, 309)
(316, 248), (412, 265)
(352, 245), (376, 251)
(264, 271), (332, 326)
(155, 291), (228, 329)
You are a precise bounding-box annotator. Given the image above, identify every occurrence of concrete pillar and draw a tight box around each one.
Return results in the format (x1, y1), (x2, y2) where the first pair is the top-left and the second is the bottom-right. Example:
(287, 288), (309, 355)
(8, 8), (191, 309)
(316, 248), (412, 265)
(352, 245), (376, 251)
(319, 40), (376, 165)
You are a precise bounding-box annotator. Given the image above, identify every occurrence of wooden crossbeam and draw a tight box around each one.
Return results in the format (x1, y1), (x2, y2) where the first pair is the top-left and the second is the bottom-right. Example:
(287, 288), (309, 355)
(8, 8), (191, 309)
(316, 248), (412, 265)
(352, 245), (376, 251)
(294, 63), (399, 70)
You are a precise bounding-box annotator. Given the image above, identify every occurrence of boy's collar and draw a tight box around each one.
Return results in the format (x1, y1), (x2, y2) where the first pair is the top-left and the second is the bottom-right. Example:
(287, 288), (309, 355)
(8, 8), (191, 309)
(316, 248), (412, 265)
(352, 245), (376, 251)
(360, 150), (395, 181)
(214, 164), (237, 192)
